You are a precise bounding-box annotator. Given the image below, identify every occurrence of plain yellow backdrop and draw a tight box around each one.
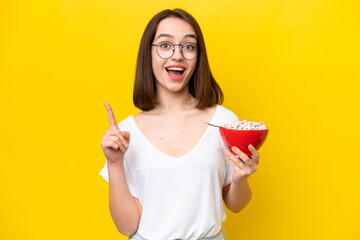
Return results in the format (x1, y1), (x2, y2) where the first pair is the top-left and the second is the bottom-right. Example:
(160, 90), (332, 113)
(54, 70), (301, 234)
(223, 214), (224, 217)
(1, 0), (359, 239)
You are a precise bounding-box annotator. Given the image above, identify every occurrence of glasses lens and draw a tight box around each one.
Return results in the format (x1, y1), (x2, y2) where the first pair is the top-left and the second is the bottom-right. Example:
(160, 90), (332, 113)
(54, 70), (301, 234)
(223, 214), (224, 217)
(156, 42), (174, 59)
(155, 42), (198, 60)
(182, 43), (198, 60)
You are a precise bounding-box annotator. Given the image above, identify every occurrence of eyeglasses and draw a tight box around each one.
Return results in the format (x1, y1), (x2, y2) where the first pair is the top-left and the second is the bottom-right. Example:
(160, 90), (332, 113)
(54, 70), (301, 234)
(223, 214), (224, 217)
(152, 41), (198, 60)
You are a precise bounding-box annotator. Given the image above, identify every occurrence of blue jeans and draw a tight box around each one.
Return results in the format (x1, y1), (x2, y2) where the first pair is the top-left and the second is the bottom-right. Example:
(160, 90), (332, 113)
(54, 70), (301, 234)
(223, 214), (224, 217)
(128, 227), (227, 240)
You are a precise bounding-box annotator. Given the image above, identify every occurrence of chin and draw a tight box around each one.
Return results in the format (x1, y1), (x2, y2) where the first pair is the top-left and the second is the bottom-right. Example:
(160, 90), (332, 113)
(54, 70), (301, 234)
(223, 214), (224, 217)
(167, 86), (186, 93)
(168, 81), (190, 92)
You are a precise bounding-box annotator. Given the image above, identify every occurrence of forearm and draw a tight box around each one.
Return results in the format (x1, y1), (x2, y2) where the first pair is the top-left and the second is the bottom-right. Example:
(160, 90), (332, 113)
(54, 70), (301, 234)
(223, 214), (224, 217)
(223, 179), (252, 213)
(108, 161), (140, 236)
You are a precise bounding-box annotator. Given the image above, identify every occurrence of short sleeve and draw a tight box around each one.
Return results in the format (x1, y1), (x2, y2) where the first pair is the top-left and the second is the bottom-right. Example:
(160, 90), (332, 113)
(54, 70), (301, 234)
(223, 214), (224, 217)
(220, 139), (234, 187)
(99, 161), (109, 182)
(99, 159), (138, 198)
(215, 105), (239, 187)
(224, 158), (234, 186)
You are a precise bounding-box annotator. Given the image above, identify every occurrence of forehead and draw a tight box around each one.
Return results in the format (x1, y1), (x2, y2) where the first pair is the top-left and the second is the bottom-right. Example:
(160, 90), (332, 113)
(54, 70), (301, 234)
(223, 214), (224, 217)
(155, 17), (196, 40)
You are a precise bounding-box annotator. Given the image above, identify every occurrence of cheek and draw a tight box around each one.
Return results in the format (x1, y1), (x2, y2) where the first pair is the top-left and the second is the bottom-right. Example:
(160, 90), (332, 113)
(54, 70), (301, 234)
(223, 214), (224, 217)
(187, 62), (197, 76)
(151, 53), (159, 72)
(151, 58), (164, 79)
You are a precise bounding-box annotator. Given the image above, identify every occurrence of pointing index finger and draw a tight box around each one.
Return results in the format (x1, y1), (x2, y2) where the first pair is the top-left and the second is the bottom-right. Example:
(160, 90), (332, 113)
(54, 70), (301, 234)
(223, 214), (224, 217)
(104, 102), (119, 129)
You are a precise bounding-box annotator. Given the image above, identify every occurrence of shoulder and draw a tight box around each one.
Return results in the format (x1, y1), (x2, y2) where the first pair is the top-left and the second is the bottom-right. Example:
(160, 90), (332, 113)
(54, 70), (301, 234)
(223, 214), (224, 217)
(132, 110), (155, 128)
(214, 105), (239, 124)
(117, 116), (134, 130)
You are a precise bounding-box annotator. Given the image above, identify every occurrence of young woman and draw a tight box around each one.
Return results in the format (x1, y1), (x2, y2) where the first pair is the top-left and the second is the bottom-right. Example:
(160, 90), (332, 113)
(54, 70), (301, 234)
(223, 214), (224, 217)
(100, 9), (259, 240)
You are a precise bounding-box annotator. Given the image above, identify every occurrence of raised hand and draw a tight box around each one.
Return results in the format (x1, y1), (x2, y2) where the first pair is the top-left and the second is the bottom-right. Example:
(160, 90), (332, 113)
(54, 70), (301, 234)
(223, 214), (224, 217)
(100, 102), (130, 163)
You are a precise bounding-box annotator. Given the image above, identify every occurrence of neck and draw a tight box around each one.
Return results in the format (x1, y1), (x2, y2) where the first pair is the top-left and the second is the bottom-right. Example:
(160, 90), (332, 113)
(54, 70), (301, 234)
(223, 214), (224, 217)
(154, 87), (197, 114)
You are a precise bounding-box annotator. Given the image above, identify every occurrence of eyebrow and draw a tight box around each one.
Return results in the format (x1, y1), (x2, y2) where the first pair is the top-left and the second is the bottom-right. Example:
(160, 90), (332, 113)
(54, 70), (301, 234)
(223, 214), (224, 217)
(155, 33), (197, 41)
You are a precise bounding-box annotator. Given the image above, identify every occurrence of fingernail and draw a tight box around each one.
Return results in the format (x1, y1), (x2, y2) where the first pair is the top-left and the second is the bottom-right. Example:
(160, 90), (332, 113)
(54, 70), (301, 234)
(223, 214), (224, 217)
(231, 146), (237, 152)
(125, 143), (129, 148)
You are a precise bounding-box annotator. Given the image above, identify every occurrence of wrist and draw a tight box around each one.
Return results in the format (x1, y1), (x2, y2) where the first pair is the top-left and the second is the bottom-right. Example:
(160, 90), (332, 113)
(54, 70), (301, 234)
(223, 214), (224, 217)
(232, 177), (249, 186)
(107, 159), (124, 169)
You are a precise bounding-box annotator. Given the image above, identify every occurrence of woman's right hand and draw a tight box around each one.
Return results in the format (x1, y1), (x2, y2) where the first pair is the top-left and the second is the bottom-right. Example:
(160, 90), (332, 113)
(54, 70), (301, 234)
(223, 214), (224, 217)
(100, 102), (130, 163)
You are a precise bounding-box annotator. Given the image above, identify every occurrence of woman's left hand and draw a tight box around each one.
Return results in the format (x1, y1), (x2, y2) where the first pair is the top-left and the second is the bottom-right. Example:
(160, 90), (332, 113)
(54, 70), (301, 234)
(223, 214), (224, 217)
(224, 145), (259, 184)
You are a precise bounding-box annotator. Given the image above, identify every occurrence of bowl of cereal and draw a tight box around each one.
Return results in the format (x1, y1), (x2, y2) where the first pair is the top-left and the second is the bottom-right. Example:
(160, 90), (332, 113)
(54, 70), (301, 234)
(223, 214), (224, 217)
(214, 120), (269, 156)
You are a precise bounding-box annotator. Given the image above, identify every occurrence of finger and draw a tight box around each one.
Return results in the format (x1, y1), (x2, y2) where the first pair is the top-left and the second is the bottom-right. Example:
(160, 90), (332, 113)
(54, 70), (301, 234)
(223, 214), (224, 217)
(104, 130), (127, 149)
(226, 154), (237, 169)
(248, 145), (260, 164)
(117, 140), (127, 153)
(224, 148), (246, 169)
(224, 149), (240, 171)
(228, 155), (245, 170)
(121, 131), (130, 141)
(115, 130), (129, 149)
(105, 129), (121, 137)
(121, 131), (130, 148)
(109, 135), (127, 153)
(102, 135), (124, 151)
(230, 147), (257, 173)
(232, 146), (257, 168)
(104, 102), (119, 130)
(105, 137), (126, 153)
(107, 136), (123, 149)
(102, 140), (119, 150)
(224, 149), (254, 177)
(228, 151), (257, 176)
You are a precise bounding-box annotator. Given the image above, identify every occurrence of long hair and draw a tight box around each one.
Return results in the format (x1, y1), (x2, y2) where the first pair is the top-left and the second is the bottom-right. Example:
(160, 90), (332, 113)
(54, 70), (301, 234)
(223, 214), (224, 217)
(133, 8), (223, 111)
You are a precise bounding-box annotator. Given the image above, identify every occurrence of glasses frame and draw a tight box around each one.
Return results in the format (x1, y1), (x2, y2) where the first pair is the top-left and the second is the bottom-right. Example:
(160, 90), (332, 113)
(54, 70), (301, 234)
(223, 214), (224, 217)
(151, 42), (199, 60)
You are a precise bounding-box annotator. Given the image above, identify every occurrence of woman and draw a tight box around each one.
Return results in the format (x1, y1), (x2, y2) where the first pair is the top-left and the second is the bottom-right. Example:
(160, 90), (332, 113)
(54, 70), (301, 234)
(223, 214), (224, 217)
(100, 8), (259, 240)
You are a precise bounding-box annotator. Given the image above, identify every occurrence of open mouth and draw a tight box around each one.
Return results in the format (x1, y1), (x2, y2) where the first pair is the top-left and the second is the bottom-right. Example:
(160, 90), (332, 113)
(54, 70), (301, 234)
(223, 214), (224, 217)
(166, 67), (185, 77)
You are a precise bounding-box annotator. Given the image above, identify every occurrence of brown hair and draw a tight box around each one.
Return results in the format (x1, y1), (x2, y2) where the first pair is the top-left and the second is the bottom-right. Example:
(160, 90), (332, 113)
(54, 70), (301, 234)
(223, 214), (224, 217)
(133, 8), (223, 111)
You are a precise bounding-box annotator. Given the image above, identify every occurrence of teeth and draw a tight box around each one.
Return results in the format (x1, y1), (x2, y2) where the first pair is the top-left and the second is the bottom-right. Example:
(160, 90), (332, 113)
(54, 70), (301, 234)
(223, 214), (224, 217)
(166, 67), (184, 71)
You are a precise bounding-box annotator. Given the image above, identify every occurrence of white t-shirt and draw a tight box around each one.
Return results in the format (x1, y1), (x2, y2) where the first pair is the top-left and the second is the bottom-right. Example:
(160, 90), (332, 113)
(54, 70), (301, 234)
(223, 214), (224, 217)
(99, 105), (239, 240)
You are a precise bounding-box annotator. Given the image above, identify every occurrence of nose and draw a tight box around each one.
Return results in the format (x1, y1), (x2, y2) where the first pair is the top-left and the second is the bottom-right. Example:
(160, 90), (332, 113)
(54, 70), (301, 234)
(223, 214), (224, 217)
(171, 45), (183, 60)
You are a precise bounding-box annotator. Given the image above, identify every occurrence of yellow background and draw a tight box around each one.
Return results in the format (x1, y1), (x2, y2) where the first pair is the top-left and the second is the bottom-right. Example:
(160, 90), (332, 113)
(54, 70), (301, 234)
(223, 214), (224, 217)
(1, 0), (359, 239)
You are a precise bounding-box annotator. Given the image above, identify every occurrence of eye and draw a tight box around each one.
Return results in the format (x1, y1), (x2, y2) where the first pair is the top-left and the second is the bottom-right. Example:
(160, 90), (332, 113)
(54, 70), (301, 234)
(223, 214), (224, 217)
(183, 43), (197, 51)
(159, 42), (173, 49)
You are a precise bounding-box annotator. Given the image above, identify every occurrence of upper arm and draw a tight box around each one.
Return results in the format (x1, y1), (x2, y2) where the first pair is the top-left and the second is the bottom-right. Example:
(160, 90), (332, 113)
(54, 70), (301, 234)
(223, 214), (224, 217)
(134, 197), (142, 219)
(222, 184), (231, 201)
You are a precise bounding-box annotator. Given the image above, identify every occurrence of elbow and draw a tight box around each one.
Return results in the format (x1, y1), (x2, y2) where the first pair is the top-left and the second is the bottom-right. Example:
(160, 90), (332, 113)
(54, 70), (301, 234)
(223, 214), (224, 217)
(228, 202), (248, 213)
(110, 205), (141, 236)
(229, 206), (245, 213)
(115, 223), (138, 236)
(227, 193), (252, 213)
(112, 216), (140, 236)
(118, 228), (137, 237)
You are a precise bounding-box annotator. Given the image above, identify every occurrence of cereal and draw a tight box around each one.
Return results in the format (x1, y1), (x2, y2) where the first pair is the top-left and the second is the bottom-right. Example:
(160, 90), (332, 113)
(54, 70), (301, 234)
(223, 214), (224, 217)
(223, 120), (267, 130)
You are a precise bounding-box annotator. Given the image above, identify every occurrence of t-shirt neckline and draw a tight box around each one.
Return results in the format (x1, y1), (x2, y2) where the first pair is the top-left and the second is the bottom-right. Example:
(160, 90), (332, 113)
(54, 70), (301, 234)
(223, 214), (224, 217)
(129, 105), (219, 161)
